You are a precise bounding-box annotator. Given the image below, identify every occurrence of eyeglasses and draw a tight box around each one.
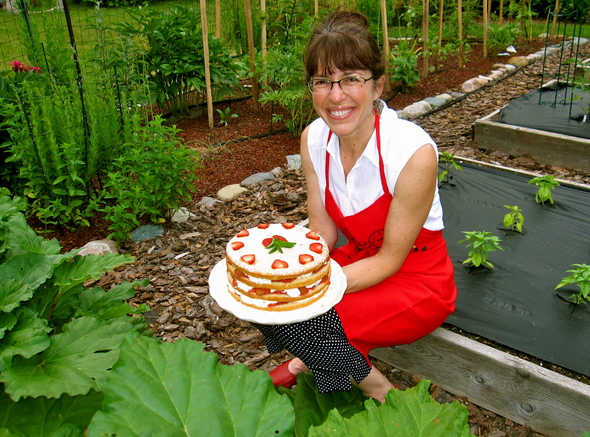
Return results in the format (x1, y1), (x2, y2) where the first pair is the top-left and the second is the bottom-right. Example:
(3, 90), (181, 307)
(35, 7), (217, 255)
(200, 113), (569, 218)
(307, 75), (374, 94)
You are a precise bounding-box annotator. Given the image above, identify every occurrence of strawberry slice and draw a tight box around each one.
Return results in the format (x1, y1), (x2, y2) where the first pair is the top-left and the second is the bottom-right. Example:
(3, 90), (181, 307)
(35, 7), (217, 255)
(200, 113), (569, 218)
(240, 254), (256, 264)
(281, 222), (295, 229)
(306, 230), (320, 240)
(237, 229), (249, 237)
(299, 254), (314, 264)
(309, 243), (323, 254)
(273, 235), (287, 241)
(272, 259), (288, 269)
(231, 241), (244, 250)
(262, 237), (273, 247)
(257, 223), (270, 229)
(298, 286), (310, 296)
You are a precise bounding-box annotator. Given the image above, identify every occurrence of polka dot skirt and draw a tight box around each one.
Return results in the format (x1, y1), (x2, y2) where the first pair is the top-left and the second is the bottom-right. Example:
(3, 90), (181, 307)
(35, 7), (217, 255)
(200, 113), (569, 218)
(254, 309), (371, 393)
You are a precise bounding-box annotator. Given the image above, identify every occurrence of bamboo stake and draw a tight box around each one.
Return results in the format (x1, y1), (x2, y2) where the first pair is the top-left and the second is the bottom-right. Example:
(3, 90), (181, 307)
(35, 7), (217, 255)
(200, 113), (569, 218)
(215, 0), (221, 38)
(438, 0), (444, 44)
(261, 0), (267, 59)
(422, 0), (429, 77)
(244, 0), (260, 110)
(200, 0), (214, 128)
(499, 0), (504, 26)
(483, 0), (488, 58)
(315, 0), (318, 16)
(381, 0), (390, 88)
(458, 0), (464, 68)
(551, 0), (560, 38)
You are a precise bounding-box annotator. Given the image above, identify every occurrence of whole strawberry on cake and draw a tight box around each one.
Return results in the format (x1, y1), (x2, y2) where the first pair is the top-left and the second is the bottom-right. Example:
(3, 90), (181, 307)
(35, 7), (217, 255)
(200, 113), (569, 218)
(225, 223), (331, 311)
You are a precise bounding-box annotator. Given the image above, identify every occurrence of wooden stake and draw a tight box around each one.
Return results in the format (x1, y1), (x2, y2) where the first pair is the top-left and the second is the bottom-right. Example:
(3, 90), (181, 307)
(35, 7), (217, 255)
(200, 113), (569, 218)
(422, 0), (429, 77)
(200, 0), (214, 128)
(244, 0), (260, 110)
(381, 0), (390, 92)
(215, 0), (221, 38)
(261, 0), (267, 59)
(458, 0), (464, 68)
(483, 0), (488, 58)
(438, 0), (444, 44)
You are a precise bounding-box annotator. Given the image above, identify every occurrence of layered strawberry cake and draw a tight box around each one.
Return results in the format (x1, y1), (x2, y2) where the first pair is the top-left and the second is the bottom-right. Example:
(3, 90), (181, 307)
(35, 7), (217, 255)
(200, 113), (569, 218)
(225, 223), (331, 311)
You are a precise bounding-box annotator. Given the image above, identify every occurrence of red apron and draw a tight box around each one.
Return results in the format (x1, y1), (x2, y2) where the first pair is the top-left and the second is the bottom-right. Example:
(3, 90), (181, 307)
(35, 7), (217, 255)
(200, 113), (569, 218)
(326, 113), (457, 360)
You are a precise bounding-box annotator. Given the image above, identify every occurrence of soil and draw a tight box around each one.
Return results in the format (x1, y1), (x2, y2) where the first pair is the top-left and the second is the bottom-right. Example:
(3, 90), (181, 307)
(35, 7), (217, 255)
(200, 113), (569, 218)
(36, 39), (590, 436)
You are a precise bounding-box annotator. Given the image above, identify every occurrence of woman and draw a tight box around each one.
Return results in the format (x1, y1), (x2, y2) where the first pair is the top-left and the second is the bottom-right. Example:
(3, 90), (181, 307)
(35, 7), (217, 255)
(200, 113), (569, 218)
(259, 9), (457, 402)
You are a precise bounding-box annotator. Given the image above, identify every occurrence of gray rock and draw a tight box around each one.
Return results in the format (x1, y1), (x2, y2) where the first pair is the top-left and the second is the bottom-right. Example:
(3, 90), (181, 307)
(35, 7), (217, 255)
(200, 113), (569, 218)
(423, 96), (447, 108)
(131, 224), (164, 242)
(78, 239), (118, 256)
(286, 154), (302, 170)
(217, 184), (248, 201)
(240, 172), (274, 186)
(461, 77), (488, 92)
(403, 101), (432, 118)
(197, 196), (221, 207)
(435, 93), (453, 102)
(171, 207), (195, 223)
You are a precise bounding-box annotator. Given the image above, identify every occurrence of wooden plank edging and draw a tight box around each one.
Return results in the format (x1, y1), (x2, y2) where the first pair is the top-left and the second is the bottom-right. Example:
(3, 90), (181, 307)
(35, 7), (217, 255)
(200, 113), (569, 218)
(370, 328), (590, 437)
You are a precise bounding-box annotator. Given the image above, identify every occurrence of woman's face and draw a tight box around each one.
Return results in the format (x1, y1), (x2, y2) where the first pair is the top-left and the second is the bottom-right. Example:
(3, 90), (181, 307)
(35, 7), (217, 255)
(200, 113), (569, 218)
(310, 68), (384, 143)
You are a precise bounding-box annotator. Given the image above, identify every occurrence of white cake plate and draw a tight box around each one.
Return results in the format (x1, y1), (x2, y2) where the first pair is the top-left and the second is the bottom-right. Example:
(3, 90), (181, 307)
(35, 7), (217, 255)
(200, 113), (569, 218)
(208, 259), (347, 325)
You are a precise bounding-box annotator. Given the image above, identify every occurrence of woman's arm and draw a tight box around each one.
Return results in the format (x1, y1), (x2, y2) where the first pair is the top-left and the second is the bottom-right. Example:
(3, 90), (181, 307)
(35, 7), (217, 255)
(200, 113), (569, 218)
(342, 143), (438, 294)
(300, 126), (339, 251)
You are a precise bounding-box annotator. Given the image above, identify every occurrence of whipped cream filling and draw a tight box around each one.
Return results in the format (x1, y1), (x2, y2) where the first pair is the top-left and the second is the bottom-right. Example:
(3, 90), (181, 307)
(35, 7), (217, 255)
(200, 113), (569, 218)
(233, 276), (324, 298)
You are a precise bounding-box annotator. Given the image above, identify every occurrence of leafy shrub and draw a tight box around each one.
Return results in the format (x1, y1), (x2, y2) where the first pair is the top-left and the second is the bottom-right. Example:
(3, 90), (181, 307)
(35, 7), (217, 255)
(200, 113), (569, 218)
(111, 5), (246, 116)
(101, 114), (201, 242)
(487, 22), (520, 55)
(390, 39), (422, 93)
(257, 14), (316, 136)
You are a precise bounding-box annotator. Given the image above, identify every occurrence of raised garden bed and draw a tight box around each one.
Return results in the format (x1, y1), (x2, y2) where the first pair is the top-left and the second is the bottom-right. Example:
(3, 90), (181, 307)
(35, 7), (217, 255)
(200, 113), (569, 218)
(472, 81), (590, 172)
(372, 159), (590, 437)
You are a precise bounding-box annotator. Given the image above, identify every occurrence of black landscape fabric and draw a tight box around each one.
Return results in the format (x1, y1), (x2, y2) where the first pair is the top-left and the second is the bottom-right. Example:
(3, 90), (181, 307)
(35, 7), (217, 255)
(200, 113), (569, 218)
(498, 84), (590, 139)
(440, 162), (590, 377)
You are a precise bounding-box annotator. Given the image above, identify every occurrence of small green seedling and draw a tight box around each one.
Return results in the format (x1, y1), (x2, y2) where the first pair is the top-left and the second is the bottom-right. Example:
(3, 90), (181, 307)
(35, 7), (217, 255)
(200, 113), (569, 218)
(216, 107), (238, 126)
(528, 175), (560, 204)
(555, 263), (590, 305)
(502, 205), (525, 233)
(458, 230), (504, 270)
(438, 151), (462, 185)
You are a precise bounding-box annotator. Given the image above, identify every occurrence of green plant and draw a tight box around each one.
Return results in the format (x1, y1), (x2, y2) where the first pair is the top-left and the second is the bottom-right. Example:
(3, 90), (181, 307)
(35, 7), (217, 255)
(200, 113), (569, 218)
(112, 5), (245, 116)
(528, 175), (560, 205)
(502, 205), (525, 233)
(390, 39), (421, 93)
(101, 114), (201, 242)
(0, 189), (150, 426)
(458, 230), (504, 270)
(216, 107), (238, 126)
(555, 263), (590, 305)
(438, 151), (462, 185)
(487, 22), (520, 55)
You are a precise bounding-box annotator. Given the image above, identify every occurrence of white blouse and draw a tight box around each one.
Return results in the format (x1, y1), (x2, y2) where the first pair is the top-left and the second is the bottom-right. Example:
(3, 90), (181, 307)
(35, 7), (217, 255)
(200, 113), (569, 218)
(306, 104), (445, 230)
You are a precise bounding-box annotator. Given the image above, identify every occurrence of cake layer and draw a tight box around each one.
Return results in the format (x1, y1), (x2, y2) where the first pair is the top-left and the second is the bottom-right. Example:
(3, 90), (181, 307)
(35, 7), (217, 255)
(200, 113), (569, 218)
(227, 283), (330, 312)
(226, 223), (329, 279)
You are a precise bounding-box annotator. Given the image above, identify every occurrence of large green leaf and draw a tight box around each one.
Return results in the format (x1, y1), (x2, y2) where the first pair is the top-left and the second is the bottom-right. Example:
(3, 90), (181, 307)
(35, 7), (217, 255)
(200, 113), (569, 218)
(277, 372), (367, 437)
(0, 279), (33, 312)
(309, 380), (474, 437)
(52, 253), (135, 291)
(88, 336), (294, 437)
(0, 307), (51, 371)
(1, 316), (134, 400)
(0, 213), (62, 257)
(0, 389), (103, 437)
(75, 279), (150, 320)
(0, 252), (67, 292)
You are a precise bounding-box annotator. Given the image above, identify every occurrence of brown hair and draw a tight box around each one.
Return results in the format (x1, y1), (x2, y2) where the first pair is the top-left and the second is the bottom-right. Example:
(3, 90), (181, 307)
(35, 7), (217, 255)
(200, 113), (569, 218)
(304, 9), (385, 82)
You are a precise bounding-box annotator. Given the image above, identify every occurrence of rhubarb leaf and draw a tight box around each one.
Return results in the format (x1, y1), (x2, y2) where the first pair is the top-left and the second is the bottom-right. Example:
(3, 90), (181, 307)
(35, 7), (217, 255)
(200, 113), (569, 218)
(88, 336), (294, 436)
(309, 379), (473, 436)
(0, 389), (103, 437)
(1, 316), (134, 400)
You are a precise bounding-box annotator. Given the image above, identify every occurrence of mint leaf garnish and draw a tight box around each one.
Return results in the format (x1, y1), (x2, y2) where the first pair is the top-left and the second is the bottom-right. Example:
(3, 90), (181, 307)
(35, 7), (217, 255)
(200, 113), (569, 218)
(265, 238), (296, 254)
